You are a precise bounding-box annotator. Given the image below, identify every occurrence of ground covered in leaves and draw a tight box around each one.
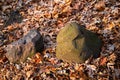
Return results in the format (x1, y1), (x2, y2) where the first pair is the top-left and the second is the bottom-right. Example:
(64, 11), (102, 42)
(0, 0), (120, 80)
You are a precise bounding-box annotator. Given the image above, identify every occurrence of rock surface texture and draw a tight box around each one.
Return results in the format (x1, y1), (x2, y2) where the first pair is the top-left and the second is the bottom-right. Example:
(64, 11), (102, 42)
(56, 22), (102, 63)
(5, 29), (44, 63)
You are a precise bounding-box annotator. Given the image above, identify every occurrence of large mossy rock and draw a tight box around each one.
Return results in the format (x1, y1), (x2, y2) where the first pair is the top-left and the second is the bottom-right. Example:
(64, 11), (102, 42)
(5, 29), (44, 63)
(56, 22), (102, 63)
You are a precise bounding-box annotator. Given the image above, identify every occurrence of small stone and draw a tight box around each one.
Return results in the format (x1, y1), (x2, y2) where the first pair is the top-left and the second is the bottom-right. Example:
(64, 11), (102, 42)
(5, 29), (44, 63)
(56, 22), (102, 63)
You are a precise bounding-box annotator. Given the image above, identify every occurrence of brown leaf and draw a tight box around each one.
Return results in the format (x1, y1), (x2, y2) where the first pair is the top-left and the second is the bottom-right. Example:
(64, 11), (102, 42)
(108, 53), (116, 61)
(95, 1), (105, 11)
(32, 53), (43, 63)
(7, 25), (14, 31)
(79, 70), (88, 80)
(0, 56), (8, 63)
(100, 57), (107, 66)
(26, 70), (33, 78)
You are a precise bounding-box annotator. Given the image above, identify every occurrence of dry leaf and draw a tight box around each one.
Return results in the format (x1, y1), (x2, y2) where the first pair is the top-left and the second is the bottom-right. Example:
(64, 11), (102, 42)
(100, 57), (107, 66)
(32, 53), (43, 63)
(108, 53), (116, 61)
(26, 70), (33, 78)
(49, 58), (57, 64)
(0, 56), (8, 63)
(79, 70), (88, 80)
(95, 1), (105, 11)
(7, 25), (14, 31)
(107, 22), (115, 30)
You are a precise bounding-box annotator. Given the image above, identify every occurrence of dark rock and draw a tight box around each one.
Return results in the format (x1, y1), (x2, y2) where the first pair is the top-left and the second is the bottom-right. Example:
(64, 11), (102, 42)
(5, 29), (44, 63)
(56, 22), (102, 63)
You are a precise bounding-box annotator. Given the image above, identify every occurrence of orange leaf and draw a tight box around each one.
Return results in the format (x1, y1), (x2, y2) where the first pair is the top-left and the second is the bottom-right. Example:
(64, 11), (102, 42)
(100, 57), (107, 66)
(32, 53), (43, 63)
(7, 25), (14, 31)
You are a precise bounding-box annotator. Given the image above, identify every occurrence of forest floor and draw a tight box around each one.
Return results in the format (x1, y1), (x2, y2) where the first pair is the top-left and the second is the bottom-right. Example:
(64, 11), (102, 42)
(0, 0), (120, 80)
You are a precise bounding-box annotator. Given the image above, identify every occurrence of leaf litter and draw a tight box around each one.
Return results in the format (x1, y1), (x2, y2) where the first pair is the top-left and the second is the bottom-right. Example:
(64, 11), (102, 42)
(0, 0), (120, 80)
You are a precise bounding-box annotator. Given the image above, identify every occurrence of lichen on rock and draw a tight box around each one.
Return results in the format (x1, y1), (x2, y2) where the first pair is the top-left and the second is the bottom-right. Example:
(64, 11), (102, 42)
(56, 22), (102, 63)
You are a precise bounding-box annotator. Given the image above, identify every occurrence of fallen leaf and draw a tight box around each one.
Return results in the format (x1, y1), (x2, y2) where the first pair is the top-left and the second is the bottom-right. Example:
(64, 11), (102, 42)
(32, 53), (43, 63)
(26, 70), (33, 78)
(95, 1), (105, 11)
(108, 53), (116, 61)
(7, 25), (14, 31)
(100, 57), (107, 66)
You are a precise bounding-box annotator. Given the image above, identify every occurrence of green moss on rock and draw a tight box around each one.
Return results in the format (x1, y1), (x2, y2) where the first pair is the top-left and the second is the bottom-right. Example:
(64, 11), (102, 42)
(56, 22), (102, 63)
